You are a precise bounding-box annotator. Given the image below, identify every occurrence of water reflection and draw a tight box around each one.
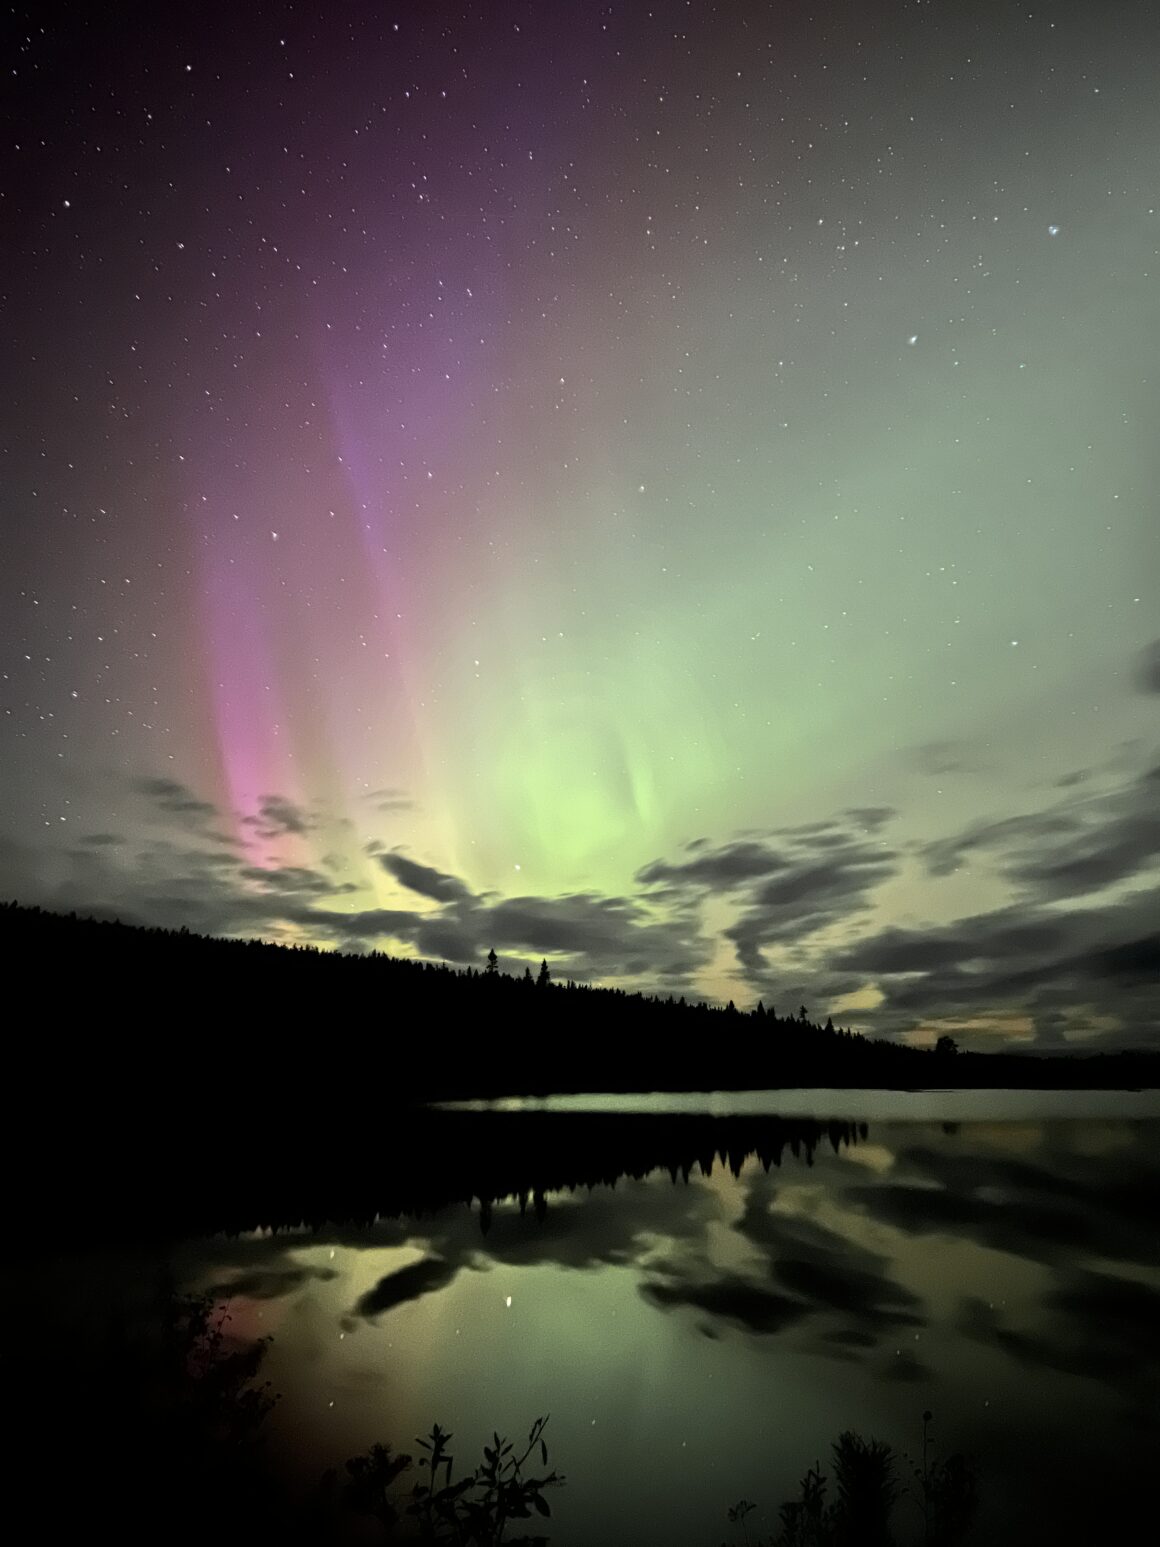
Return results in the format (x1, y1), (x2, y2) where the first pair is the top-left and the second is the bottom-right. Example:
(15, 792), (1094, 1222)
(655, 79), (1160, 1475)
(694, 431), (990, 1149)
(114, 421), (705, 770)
(439, 1088), (1160, 1119)
(158, 1111), (1160, 1545)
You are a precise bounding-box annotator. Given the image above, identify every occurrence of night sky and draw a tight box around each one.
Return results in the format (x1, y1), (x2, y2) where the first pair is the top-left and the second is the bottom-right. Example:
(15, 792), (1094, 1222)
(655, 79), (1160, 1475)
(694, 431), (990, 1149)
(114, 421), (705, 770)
(2, 1), (1157, 1048)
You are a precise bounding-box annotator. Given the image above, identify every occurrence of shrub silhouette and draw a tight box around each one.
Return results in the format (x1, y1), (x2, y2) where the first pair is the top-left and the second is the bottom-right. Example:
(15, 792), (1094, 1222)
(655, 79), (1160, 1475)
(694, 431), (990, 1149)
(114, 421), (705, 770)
(344, 1415), (563, 1544)
(343, 1442), (413, 1533)
(724, 1413), (978, 1547)
(908, 1412), (978, 1547)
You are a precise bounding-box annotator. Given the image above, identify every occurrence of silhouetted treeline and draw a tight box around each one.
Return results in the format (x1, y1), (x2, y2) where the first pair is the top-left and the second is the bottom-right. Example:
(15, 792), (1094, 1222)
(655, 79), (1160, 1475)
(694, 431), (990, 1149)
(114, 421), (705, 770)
(4, 901), (1156, 1099)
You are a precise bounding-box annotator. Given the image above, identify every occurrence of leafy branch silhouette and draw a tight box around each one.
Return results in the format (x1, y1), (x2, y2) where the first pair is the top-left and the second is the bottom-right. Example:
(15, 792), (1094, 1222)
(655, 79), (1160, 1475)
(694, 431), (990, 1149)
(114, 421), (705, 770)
(343, 1414), (563, 1544)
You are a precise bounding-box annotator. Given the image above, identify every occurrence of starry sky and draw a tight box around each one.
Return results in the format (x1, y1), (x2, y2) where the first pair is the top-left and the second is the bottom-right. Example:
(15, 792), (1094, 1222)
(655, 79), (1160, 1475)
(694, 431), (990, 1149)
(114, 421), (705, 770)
(2, 0), (1157, 1049)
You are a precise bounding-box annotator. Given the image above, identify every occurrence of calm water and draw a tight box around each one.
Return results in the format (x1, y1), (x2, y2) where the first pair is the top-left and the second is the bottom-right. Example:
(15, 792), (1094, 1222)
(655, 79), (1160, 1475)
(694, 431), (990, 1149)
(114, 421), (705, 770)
(31, 1093), (1160, 1544)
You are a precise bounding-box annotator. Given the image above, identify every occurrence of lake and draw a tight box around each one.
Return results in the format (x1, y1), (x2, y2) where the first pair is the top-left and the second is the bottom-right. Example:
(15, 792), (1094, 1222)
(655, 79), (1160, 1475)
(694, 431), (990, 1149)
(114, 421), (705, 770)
(16, 1091), (1160, 1543)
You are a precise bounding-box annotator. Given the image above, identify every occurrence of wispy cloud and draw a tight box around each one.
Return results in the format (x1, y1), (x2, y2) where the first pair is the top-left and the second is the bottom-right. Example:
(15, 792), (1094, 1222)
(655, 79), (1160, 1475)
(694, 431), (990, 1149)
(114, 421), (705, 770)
(243, 795), (317, 840)
(638, 812), (899, 974)
(921, 760), (1160, 898)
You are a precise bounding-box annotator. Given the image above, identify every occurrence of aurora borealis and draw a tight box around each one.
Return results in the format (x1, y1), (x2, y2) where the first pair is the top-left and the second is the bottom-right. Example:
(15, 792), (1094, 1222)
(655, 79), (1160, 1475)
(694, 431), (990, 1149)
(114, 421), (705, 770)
(2, 1), (1157, 1046)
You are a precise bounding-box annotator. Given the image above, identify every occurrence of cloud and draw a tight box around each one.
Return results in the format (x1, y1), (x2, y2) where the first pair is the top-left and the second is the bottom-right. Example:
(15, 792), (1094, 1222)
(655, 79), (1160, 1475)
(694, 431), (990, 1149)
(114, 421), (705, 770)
(316, 906), (425, 940)
(845, 1131), (1160, 1271)
(921, 761), (1160, 898)
(908, 740), (986, 777)
(354, 1257), (459, 1318)
(641, 1274), (810, 1336)
(377, 851), (475, 905)
(207, 1265), (340, 1300)
(636, 839), (791, 892)
(134, 777), (219, 821)
(636, 814), (900, 978)
(0, 813), (425, 948)
(361, 787), (415, 814)
(1085, 933), (1160, 979)
(878, 1348), (934, 1382)
(243, 795), (316, 839)
(733, 1179), (924, 1335)
(777, 758), (1159, 1040)
(959, 1272), (1160, 1423)
(432, 886), (708, 986)
(641, 1168), (924, 1350)
(834, 909), (1072, 978)
(240, 864), (358, 898)
(371, 849), (711, 984)
(922, 810), (1077, 881)
(726, 835), (898, 973)
(1135, 639), (1160, 694)
(484, 892), (705, 981)
(829, 886), (1160, 1043)
(0, 811), (709, 988)
(411, 916), (483, 963)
